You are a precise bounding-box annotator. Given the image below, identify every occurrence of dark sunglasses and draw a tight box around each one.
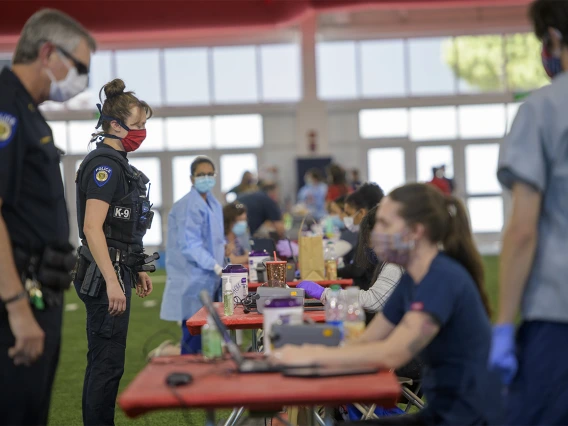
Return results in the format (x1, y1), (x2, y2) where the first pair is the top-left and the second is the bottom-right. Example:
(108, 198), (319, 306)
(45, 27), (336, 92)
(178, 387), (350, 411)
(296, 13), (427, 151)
(56, 46), (89, 75)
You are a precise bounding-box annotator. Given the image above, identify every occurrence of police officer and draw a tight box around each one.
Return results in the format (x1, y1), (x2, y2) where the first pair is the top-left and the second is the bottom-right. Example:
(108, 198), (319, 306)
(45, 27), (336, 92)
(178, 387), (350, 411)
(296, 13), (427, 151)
(0, 9), (95, 425)
(74, 78), (156, 426)
(490, 0), (568, 424)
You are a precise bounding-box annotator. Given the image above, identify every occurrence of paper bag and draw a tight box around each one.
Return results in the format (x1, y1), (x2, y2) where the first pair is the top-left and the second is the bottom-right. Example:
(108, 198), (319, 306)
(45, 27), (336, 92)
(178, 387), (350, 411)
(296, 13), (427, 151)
(298, 218), (325, 281)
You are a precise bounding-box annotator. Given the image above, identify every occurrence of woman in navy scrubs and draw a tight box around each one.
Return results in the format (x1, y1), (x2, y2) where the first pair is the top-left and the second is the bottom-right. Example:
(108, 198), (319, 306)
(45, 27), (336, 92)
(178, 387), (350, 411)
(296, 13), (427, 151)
(272, 183), (502, 425)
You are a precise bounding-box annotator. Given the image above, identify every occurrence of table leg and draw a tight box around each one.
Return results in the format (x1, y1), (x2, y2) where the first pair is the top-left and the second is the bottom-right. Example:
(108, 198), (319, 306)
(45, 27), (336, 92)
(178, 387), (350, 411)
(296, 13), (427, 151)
(205, 409), (216, 426)
(322, 407), (334, 426)
(251, 329), (258, 352)
(312, 407), (326, 426)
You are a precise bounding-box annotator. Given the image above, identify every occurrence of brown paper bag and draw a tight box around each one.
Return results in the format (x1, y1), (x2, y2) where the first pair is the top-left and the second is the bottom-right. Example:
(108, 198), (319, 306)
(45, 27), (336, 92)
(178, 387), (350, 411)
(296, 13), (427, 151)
(298, 217), (325, 281)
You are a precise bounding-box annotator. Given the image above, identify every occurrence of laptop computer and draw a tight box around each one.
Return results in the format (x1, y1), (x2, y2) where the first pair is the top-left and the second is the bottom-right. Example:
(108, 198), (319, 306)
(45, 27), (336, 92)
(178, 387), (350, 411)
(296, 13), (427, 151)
(199, 290), (316, 373)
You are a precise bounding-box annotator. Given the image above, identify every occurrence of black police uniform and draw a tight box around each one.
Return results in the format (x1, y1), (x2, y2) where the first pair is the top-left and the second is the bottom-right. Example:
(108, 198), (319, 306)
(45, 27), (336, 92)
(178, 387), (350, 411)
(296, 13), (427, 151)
(74, 141), (153, 426)
(0, 68), (75, 425)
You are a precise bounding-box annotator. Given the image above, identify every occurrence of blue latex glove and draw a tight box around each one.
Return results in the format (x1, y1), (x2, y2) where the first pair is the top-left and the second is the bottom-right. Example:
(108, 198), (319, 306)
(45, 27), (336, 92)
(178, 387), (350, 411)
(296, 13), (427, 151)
(488, 323), (517, 385)
(297, 281), (325, 300)
(276, 240), (299, 259)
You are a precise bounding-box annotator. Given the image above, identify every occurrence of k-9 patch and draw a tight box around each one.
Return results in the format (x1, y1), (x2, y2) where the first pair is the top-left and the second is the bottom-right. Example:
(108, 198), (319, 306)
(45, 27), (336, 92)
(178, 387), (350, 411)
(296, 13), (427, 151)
(0, 112), (18, 149)
(94, 165), (112, 187)
(113, 206), (131, 220)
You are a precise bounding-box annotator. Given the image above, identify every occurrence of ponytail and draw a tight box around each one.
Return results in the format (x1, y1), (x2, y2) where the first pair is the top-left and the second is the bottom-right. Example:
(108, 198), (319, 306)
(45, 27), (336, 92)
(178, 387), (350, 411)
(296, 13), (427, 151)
(443, 196), (491, 317)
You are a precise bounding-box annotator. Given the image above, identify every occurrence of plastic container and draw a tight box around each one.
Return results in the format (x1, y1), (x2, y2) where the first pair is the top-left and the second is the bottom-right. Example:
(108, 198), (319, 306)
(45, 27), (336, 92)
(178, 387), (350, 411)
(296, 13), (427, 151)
(325, 284), (345, 341)
(264, 260), (287, 287)
(324, 242), (338, 280)
(344, 286), (365, 341)
(248, 250), (270, 283)
(222, 264), (249, 302)
(202, 315), (223, 360)
(262, 297), (303, 354)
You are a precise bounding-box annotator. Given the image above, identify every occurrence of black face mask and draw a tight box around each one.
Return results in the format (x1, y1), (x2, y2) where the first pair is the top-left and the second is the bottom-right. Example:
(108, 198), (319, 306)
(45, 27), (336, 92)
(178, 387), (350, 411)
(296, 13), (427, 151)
(365, 247), (380, 265)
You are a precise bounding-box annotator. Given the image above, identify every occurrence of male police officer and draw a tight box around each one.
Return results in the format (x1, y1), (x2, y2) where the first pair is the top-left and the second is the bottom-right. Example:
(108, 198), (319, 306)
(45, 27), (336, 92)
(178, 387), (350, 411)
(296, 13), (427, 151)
(0, 9), (95, 425)
(491, 0), (568, 424)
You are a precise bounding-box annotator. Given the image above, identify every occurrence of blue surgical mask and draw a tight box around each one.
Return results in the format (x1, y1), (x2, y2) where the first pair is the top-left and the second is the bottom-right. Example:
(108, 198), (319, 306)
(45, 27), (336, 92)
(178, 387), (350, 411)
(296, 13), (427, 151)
(194, 176), (216, 194)
(232, 220), (248, 236)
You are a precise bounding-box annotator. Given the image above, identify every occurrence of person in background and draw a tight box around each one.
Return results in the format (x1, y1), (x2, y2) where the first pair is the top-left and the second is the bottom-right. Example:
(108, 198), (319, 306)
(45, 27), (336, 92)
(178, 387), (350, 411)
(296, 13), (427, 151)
(297, 168), (328, 221)
(228, 171), (257, 197)
(238, 182), (285, 239)
(490, 1), (568, 424)
(438, 165), (454, 194)
(0, 9), (95, 425)
(223, 202), (249, 266)
(160, 156), (224, 354)
(272, 183), (502, 426)
(427, 166), (452, 196)
(339, 183), (385, 291)
(350, 169), (362, 191)
(326, 164), (351, 204)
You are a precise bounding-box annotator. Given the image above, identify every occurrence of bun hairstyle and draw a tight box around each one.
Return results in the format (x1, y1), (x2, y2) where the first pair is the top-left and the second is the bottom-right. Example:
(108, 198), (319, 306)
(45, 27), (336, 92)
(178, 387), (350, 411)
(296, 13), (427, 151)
(90, 78), (153, 142)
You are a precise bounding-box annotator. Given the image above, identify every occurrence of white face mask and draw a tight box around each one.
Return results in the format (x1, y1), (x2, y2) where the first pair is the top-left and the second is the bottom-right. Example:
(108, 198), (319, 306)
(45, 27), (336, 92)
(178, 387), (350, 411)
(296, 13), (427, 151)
(343, 216), (360, 233)
(45, 54), (88, 102)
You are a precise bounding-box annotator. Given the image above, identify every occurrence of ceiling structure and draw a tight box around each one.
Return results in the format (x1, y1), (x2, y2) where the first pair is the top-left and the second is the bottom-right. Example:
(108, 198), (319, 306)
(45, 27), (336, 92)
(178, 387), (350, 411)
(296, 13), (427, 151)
(0, 0), (532, 50)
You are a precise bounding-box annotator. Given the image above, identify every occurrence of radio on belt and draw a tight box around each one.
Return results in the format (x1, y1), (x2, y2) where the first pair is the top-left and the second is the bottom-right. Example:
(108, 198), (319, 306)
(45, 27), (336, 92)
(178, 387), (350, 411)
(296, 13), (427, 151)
(256, 286), (305, 313)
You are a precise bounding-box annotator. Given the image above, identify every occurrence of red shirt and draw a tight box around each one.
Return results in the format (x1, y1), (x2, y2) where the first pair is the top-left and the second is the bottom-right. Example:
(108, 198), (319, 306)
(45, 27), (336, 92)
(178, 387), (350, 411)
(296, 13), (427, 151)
(326, 184), (351, 202)
(428, 177), (452, 196)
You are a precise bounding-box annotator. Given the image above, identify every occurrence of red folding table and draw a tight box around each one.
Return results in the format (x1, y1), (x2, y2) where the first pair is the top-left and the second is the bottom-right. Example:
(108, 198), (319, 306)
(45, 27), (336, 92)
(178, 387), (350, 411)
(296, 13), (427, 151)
(248, 279), (353, 291)
(118, 355), (400, 426)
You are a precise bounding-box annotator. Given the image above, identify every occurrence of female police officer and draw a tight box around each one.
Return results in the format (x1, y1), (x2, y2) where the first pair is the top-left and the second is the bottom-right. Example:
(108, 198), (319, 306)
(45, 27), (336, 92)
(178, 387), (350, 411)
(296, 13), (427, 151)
(74, 78), (154, 426)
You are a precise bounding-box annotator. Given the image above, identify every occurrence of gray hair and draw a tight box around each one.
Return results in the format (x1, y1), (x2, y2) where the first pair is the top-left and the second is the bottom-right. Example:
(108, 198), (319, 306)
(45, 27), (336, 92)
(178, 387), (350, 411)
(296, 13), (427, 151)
(13, 9), (96, 65)
(191, 156), (216, 177)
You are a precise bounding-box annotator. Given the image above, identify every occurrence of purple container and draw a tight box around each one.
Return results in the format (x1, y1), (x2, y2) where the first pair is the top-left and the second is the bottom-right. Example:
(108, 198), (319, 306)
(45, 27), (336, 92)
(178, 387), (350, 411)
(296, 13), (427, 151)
(222, 264), (248, 274)
(222, 264), (249, 300)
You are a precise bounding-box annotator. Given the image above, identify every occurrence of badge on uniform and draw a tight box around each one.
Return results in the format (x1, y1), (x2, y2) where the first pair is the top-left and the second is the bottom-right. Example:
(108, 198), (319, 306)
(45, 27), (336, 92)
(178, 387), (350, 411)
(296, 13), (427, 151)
(94, 165), (113, 187)
(113, 206), (131, 220)
(0, 112), (18, 149)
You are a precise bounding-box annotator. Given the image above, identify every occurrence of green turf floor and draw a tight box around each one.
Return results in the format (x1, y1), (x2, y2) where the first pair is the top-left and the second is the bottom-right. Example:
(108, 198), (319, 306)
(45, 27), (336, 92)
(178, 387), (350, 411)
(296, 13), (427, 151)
(47, 256), (500, 425)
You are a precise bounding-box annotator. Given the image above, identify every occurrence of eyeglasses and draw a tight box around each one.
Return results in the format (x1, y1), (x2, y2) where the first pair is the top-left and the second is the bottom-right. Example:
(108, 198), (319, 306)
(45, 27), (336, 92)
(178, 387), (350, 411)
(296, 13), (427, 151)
(194, 172), (217, 178)
(56, 46), (89, 75)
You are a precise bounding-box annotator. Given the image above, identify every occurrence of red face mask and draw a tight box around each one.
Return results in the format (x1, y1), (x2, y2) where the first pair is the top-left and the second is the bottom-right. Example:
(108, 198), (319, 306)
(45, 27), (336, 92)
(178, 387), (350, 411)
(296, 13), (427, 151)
(121, 129), (146, 152)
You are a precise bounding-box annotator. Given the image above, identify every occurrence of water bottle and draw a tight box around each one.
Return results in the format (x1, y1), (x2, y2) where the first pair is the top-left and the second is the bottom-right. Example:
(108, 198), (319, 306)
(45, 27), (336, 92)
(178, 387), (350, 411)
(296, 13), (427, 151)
(325, 284), (345, 340)
(201, 315), (223, 360)
(324, 242), (338, 280)
(343, 286), (365, 342)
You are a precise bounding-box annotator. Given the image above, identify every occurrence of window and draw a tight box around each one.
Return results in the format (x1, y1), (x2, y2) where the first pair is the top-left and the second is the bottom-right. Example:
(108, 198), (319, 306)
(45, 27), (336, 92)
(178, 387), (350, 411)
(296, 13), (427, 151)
(416, 146), (453, 183)
(68, 120), (96, 154)
(137, 118), (165, 153)
(115, 49), (162, 106)
(410, 107), (457, 141)
(166, 116), (213, 151)
(220, 154), (258, 193)
(48, 121), (68, 151)
(143, 211), (163, 247)
(214, 115), (263, 148)
(360, 39), (406, 98)
(506, 103), (522, 133)
(458, 104), (506, 139)
(367, 148), (405, 194)
(316, 41), (357, 99)
(505, 33), (549, 92)
(164, 48), (210, 105)
(465, 144), (501, 194)
(128, 157), (162, 207)
(409, 37), (455, 95)
(454, 35), (505, 94)
(213, 46), (258, 103)
(172, 156), (197, 202)
(467, 197), (504, 233)
(260, 44), (301, 102)
(359, 108), (408, 139)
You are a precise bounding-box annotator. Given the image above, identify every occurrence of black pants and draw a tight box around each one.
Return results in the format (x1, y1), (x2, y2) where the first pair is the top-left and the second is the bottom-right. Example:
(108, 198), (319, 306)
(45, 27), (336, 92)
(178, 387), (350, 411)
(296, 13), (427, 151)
(0, 291), (63, 426)
(74, 268), (132, 426)
(340, 412), (428, 426)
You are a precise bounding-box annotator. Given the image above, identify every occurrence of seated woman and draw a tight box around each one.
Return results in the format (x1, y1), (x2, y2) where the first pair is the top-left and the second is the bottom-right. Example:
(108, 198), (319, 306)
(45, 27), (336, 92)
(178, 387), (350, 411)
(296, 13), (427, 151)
(339, 183), (385, 290)
(272, 183), (502, 426)
(223, 202), (249, 266)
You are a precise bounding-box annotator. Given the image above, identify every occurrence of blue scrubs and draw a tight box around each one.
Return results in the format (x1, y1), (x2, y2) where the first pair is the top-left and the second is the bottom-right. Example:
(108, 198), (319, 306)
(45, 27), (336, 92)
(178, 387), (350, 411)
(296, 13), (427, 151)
(160, 187), (225, 353)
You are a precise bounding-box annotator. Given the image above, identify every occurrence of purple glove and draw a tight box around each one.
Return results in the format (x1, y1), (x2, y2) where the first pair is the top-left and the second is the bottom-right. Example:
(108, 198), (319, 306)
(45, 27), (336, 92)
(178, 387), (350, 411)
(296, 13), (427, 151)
(488, 323), (517, 385)
(297, 281), (325, 300)
(276, 240), (299, 259)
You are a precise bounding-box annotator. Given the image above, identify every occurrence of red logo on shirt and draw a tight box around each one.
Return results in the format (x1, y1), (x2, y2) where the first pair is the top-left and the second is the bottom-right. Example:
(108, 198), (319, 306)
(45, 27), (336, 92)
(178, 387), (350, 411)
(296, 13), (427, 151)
(410, 302), (424, 311)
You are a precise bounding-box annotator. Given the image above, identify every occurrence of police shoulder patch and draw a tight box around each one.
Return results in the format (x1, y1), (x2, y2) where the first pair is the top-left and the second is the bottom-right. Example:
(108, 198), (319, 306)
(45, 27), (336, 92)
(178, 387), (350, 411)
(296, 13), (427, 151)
(94, 165), (113, 187)
(0, 112), (18, 149)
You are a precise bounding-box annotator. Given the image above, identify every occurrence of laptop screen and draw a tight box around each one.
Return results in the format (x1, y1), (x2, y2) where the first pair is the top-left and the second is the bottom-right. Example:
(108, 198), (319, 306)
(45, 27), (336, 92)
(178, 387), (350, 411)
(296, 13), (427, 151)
(199, 290), (243, 365)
